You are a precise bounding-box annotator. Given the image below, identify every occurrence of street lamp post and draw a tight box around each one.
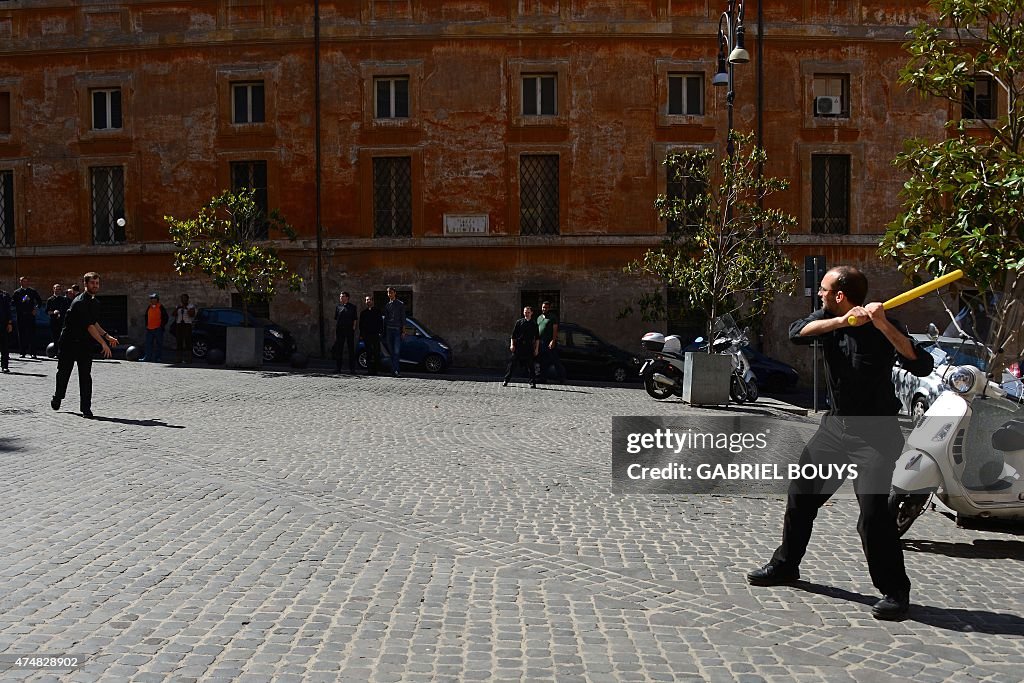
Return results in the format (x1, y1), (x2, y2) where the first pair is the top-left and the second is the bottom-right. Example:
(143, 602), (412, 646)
(713, 0), (750, 162)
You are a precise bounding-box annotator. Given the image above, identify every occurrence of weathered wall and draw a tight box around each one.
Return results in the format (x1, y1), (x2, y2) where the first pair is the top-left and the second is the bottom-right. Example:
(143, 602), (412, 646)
(0, 0), (951, 374)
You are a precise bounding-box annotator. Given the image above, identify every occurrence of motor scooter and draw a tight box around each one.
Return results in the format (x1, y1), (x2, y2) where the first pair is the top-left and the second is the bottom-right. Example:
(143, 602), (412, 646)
(890, 340), (1024, 536)
(639, 332), (686, 400)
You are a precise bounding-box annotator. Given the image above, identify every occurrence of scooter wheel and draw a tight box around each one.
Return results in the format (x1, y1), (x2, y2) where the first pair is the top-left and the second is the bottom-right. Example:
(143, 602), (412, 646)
(888, 492), (929, 538)
(746, 379), (758, 402)
(645, 377), (675, 400)
(730, 375), (748, 403)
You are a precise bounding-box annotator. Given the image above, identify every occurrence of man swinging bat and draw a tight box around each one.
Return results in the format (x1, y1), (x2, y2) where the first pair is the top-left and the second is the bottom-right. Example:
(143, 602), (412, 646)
(747, 266), (935, 620)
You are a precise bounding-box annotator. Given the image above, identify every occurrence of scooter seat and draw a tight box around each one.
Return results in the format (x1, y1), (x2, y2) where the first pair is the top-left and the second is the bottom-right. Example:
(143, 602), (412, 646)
(991, 419), (1024, 452)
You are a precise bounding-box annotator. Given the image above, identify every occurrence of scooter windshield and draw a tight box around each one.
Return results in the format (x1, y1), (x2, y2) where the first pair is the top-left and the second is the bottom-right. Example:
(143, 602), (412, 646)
(959, 396), (1024, 494)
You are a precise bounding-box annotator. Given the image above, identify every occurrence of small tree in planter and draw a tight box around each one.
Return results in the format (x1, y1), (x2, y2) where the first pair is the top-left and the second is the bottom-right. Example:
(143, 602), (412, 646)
(626, 132), (798, 345)
(166, 189), (303, 365)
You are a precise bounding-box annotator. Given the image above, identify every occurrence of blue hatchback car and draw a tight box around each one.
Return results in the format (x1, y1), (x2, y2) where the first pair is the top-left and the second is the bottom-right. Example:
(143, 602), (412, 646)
(357, 316), (452, 373)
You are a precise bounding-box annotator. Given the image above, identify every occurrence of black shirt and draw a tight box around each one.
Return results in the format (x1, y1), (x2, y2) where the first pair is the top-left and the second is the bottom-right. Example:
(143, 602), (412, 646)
(789, 308), (933, 416)
(335, 302), (357, 331)
(12, 286), (42, 316)
(47, 295), (71, 319)
(359, 307), (384, 337)
(60, 292), (100, 346)
(511, 317), (540, 352)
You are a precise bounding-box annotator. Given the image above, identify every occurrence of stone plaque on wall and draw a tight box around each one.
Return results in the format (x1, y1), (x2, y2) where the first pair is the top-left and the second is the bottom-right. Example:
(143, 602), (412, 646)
(443, 214), (489, 236)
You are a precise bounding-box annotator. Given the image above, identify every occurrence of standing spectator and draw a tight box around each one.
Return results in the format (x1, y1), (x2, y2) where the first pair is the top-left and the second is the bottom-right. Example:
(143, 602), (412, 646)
(46, 283), (71, 345)
(12, 276), (43, 358)
(334, 291), (358, 374)
(383, 287), (406, 377)
(503, 306), (540, 388)
(143, 293), (169, 362)
(173, 294), (197, 364)
(51, 272), (119, 418)
(359, 295), (384, 376)
(0, 287), (13, 373)
(536, 300), (566, 384)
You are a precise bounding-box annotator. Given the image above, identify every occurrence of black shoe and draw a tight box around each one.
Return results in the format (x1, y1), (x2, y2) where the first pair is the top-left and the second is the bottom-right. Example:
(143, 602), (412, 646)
(81, 409), (94, 419)
(1, 368), (9, 373)
(530, 382), (537, 388)
(872, 594), (910, 620)
(746, 563), (800, 586)
(502, 380), (509, 387)
(50, 396), (61, 411)
(31, 355), (37, 359)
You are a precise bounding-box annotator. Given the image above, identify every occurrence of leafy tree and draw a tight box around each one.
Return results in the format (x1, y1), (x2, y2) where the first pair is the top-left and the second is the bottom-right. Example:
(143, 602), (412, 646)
(625, 132), (798, 342)
(881, 0), (1023, 372)
(166, 189), (303, 325)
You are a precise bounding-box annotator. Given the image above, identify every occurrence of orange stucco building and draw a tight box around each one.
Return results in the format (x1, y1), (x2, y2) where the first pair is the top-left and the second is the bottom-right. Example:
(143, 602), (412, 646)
(0, 0), (954, 371)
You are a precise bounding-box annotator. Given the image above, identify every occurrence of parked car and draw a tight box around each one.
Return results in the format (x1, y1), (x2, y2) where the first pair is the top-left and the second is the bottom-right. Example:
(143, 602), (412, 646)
(682, 339), (800, 391)
(541, 323), (640, 383)
(357, 316), (452, 373)
(191, 308), (297, 363)
(892, 333), (991, 422)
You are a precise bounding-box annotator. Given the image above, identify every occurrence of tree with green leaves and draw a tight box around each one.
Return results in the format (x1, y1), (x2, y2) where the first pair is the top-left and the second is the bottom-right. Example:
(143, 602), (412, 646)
(625, 131), (798, 342)
(166, 189), (303, 326)
(880, 0), (1023, 372)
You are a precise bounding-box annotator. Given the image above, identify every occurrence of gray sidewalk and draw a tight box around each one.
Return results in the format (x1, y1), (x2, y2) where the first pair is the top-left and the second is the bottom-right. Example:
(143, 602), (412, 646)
(1, 356), (1022, 682)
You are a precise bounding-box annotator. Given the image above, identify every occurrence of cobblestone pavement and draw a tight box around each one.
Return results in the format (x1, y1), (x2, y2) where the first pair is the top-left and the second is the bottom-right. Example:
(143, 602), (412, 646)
(1, 356), (1023, 683)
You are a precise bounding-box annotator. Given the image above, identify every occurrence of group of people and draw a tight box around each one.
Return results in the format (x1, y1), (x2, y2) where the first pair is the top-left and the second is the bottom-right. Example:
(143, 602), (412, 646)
(333, 287), (406, 376)
(502, 300), (566, 387)
(0, 276), (65, 369)
(140, 292), (197, 364)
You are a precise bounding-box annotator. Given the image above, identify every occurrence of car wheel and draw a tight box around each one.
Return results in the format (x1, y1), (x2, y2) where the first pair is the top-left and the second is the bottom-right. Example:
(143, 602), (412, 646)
(612, 365), (629, 383)
(424, 353), (445, 374)
(911, 396), (929, 425)
(192, 339), (209, 359)
(263, 343), (278, 363)
(358, 351), (368, 370)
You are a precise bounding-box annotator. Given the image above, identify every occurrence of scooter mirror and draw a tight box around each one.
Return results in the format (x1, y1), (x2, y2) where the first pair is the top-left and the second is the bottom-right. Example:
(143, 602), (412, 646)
(927, 323), (939, 341)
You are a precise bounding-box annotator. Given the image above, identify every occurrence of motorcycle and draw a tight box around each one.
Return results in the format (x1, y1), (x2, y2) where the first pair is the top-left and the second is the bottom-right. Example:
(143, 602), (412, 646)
(639, 331), (686, 400)
(890, 328), (1024, 536)
(695, 314), (759, 404)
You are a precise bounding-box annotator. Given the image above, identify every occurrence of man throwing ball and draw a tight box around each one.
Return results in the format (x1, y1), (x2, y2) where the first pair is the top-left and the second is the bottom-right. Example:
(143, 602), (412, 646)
(747, 266), (933, 620)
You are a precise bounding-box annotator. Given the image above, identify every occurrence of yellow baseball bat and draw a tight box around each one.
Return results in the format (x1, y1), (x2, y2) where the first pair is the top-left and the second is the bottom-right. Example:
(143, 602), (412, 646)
(847, 269), (964, 326)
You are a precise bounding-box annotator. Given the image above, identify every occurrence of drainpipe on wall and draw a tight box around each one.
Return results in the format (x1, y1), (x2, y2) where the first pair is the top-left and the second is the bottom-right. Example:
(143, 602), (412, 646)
(314, 0), (325, 357)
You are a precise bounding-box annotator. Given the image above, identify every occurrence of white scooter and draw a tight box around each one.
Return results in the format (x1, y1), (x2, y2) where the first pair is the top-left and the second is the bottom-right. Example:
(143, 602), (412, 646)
(890, 342), (1024, 536)
(639, 332), (687, 400)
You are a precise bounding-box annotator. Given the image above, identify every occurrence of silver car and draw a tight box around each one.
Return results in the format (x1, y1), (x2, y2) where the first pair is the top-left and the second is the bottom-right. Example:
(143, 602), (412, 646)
(892, 334), (991, 422)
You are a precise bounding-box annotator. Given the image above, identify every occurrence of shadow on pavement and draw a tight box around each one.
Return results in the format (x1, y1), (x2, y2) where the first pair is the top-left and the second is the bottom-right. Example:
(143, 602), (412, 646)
(86, 415), (186, 429)
(3, 370), (48, 377)
(793, 582), (1024, 635)
(0, 438), (23, 453)
(903, 538), (1024, 559)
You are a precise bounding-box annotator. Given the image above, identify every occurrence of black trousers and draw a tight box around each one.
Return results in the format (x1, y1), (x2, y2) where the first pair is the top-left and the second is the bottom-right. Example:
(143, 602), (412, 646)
(538, 346), (566, 382)
(54, 345), (94, 412)
(0, 325), (9, 369)
(17, 316), (34, 356)
(50, 319), (63, 345)
(770, 414), (911, 599)
(504, 351), (536, 383)
(335, 329), (356, 371)
(362, 334), (380, 374)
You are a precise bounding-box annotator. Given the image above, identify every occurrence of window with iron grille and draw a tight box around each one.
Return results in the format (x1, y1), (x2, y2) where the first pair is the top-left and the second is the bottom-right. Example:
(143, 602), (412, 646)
(666, 157), (706, 234)
(811, 155), (850, 234)
(519, 154), (559, 235)
(91, 88), (122, 130)
(522, 74), (557, 116)
(231, 81), (265, 124)
(668, 73), (703, 116)
(520, 290), (560, 316)
(375, 77), (409, 119)
(230, 293), (270, 320)
(0, 92), (10, 135)
(230, 160), (269, 239)
(97, 295), (128, 336)
(373, 157), (413, 237)
(90, 166), (125, 244)
(812, 74), (850, 118)
(962, 76), (997, 120)
(372, 290), (413, 316)
(0, 170), (13, 247)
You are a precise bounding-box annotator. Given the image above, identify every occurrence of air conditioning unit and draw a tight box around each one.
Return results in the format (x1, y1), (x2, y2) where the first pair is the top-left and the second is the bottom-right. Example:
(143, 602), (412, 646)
(816, 95), (842, 116)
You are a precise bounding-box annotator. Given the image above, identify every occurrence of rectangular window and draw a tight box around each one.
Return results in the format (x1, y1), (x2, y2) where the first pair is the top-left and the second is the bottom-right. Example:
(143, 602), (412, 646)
(374, 77), (410, 119)
(811, 154), (850, 234)
(96, 295), (129, 336)
(372, 290), (414, 316)
(230, 160), (269, 239)
(230, 293), (270, 320)
(91, 88), (122, 130)
(668, 73), (704, 116)
(90, 166), (126, 244)
(666, 157), (706, 233)
(373, 157), (413, 237)
(812, 74), (850, 118)
(0, 92), (10, 134)
(522, 74), (557, 116)
(520, 154), (559, 235)
(232, 81), (266, 124)
(0, 170), (13, 247)
(963, 77), (996, 120)
(520, 290), (560, 315)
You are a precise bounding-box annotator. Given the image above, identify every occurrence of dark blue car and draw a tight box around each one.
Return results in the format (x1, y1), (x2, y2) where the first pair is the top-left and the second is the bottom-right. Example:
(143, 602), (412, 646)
(357, 316), (452, 373)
